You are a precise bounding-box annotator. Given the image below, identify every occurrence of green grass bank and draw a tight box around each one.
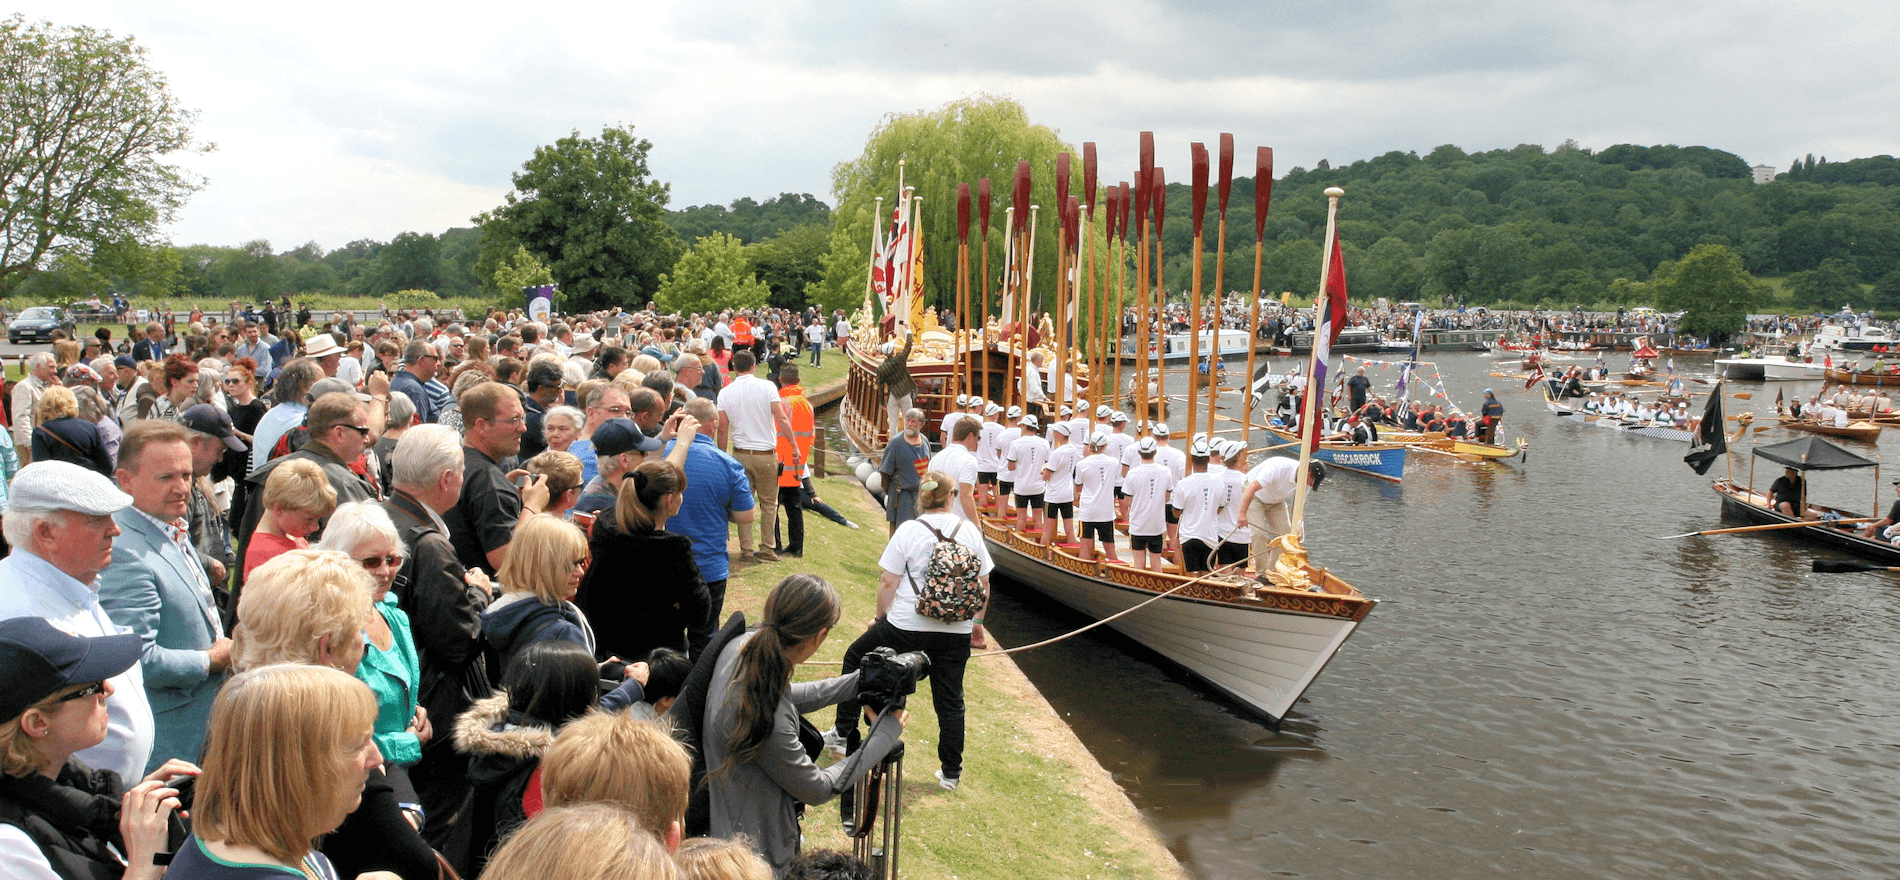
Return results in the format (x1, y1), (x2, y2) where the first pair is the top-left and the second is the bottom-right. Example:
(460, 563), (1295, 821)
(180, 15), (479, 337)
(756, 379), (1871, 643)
(719, 472), (1189, 880)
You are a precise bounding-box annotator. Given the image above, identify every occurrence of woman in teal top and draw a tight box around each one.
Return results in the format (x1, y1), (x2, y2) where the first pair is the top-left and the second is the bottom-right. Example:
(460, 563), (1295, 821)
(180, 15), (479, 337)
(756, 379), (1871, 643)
(320, 502), (429, 767)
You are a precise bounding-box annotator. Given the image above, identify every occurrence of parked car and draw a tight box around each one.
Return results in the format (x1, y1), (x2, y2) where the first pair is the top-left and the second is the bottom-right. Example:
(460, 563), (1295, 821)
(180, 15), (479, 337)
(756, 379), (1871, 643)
(7, 306), (74, 344)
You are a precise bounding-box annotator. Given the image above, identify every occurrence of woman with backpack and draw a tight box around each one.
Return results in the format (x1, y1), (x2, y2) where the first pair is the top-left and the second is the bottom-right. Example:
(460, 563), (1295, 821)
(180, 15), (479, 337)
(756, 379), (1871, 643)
(824, 470), (992, 792)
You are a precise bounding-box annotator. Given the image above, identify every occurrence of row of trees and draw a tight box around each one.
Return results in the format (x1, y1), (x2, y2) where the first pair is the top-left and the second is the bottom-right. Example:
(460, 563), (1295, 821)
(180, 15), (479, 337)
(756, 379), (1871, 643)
(7, 15), (1899, 329)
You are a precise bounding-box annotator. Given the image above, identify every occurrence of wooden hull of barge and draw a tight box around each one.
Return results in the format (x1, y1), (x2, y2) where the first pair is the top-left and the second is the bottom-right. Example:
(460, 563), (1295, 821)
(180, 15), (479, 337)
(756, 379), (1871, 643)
(977, 516), (1374, 723)
(1824, 367), (1900, 387)
(1714, 480), (1900, 564)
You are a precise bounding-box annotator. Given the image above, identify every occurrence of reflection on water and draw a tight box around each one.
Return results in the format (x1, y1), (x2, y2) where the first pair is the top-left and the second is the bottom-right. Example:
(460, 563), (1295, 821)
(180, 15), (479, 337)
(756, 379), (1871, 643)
(983, 352), (1900, 880)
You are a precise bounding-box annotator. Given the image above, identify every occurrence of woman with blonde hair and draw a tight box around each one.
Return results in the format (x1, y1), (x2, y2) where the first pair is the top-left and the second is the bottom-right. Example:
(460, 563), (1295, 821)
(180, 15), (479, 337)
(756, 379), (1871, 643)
(163, 664), (383, 880)
(226, 549), (439, 880)
(31, 385), (114, 476)
(674, 836), (773, 880)
(576, 460), (711, 662)
(242, 457), (338, 578)
(52, 339), (80, 371)
(232, 548), (374, 675)
(481, 514), (595, 678)
(480, 804), (680, 880)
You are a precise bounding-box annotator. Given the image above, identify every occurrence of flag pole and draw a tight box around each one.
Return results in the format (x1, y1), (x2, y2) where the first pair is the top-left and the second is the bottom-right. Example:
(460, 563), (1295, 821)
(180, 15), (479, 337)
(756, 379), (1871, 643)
(1207, 134), (1234, 438)
(1291, 186), (1345, 529)
(1243, 149), (1274, 445)
(864, 196), (884, 333)
(1187, 142), (1208, 442)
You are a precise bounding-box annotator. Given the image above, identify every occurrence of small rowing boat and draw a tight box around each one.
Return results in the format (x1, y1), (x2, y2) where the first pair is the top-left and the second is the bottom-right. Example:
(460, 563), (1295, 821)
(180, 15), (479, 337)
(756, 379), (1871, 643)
(1711, 435), (1900, 563)
(1770, 416), (1882, 443)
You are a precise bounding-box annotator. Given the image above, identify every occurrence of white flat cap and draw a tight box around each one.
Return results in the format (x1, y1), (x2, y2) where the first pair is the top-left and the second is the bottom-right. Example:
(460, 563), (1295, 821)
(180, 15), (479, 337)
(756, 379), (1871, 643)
(9, 461), (132, 516)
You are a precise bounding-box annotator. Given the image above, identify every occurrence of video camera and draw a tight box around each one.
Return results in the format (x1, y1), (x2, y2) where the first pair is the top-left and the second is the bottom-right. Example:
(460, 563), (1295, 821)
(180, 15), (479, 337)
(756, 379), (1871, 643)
(856, 647), (929, 714)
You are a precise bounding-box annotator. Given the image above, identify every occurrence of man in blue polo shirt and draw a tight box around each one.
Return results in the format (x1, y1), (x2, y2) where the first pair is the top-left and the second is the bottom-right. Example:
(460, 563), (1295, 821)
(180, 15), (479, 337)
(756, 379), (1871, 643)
(664, 397), (755, 623)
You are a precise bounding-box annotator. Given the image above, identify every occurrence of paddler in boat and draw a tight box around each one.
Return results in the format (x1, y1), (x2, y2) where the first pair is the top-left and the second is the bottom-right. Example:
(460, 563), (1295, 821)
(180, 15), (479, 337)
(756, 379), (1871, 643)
(1238, 457), (1328, 581)
(975, 402), (1005, 512)
(1150, 422), (1188, 565)
(1768, 466), (1809, 519)
(1073, 431), (1122, 563)
(1445, 410), (1470, 439)
(1006, 414), (1051, 533)
(1478, 388), (1504, 443)
(1122, 437), (1173, 572)
(1348, 413), (1378, 446)
(1859, 481), (1900, 540)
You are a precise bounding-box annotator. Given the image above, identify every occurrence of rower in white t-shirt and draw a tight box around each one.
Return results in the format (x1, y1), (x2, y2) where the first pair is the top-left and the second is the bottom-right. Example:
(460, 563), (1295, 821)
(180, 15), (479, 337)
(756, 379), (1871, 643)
(1040, 421), (1082, 545)
(1073, 431), (1122, 563)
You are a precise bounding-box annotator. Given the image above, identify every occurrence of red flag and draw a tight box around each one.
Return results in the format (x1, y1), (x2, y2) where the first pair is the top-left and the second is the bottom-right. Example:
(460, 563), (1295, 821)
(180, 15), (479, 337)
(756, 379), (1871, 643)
(1305, 232), (1352, 453)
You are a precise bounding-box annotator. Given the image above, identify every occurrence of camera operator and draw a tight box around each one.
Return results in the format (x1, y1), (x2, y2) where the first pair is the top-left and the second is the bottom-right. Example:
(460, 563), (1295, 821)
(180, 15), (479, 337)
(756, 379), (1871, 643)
(704, 574), (904, 875)
(825, 470), (991, 792)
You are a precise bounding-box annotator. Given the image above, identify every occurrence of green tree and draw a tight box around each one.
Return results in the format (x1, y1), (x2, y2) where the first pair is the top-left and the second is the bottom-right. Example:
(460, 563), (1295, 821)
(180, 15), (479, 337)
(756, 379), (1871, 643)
(1872, 268), (1900, 312)
(476, 125), (683, 311)
(486, 245), (556, 308)
(0, 16), (207, 295)
(749, 222), (831, 309)
(213, 240), (281, 302)
(814, 96), (1076, 319)
(1650, 244), (1767, 339)
(653, 232), (770, 314)
(1785, 257), (1863, 312)
(368, 231), (442, 294)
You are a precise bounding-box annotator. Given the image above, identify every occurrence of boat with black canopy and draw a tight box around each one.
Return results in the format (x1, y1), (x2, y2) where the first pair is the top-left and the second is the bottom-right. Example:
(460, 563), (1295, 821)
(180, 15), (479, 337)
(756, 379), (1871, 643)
(1711, 435), (1900, 563)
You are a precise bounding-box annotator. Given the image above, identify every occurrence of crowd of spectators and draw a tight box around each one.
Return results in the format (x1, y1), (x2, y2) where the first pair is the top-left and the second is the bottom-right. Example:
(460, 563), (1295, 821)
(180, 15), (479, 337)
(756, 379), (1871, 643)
(0, 302), (895, 879)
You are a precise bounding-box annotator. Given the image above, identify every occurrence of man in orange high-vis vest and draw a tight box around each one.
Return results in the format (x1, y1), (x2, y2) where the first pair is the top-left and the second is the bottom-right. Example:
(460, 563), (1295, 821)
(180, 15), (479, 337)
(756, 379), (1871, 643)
(775, 364), (816, 556)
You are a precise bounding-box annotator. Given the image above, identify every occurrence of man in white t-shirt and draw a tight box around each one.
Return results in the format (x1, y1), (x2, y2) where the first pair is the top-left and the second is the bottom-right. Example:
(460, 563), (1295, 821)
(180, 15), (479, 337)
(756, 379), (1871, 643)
(1171, 439), (1228, 573)
(1040, 421), (1082, 545)
(929, 415), (982, 521)
(975, 403), (1005, 513)
(1151, 423), (1187, 562)
(993, 407), (1025, 501)
(1006, 415), (1052, 532)
(716, 350), (798, 562)
(1213, 440), (1253, 568)
(1104, 411), (1135, 520)
(1122, 437), (1174, 571)
(1073, 432), (1122, 562)
(1237, 455), (1327, 580)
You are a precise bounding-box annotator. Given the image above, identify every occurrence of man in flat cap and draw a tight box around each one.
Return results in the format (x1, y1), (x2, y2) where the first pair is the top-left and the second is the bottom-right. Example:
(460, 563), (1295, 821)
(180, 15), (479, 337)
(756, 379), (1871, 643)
(0, 461), (155, 781)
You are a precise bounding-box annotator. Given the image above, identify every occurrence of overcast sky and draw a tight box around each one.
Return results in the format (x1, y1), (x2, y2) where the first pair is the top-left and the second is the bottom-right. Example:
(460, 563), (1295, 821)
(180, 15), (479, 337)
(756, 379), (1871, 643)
(18, 1), (1900, 252)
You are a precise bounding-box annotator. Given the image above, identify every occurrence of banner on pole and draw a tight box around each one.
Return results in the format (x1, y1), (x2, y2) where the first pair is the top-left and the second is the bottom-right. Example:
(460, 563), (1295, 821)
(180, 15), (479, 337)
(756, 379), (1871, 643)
(525, 285), (555, 324)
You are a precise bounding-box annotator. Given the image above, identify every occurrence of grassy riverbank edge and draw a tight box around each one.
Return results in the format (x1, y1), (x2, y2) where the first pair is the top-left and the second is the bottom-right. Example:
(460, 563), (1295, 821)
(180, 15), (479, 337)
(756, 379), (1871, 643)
(721, 471), (1190, 880)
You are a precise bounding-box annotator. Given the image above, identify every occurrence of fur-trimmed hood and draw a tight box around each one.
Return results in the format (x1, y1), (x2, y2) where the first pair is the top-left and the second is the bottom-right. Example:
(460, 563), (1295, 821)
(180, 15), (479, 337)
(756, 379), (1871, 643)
(453, 692), (556, 760)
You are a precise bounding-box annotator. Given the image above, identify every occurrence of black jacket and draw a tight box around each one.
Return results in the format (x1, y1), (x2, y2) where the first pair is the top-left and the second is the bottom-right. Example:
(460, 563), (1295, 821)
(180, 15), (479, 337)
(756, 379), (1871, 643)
(0, 761), (128, 880)
(30, 418), (113, 477)
(386, 491), (492, 726)
(576, 517), (713, 663)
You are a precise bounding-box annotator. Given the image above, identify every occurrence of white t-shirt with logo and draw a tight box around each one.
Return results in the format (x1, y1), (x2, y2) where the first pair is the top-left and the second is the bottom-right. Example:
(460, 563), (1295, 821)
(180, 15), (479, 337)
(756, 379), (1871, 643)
(1171, 470), (1227, 545)
(994, 427), (1024, 480)
(1123, 462), (1173, 537)
(1007, 434), (1052, 494)
(1214, 464), (1251, 543)
(976, 419), (1005, 473)
(1042, 444), (1082, 504)
(1074, 453), (1121, 523)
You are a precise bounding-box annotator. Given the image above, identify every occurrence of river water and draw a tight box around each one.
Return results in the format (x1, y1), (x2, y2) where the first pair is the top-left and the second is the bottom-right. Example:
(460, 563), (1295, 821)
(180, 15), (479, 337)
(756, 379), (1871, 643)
(977, 349), (1900, 880)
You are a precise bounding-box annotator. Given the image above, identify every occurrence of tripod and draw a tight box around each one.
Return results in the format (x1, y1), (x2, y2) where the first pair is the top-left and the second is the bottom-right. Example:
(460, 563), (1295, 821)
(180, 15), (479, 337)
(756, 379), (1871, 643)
(844, 740), (906, 879)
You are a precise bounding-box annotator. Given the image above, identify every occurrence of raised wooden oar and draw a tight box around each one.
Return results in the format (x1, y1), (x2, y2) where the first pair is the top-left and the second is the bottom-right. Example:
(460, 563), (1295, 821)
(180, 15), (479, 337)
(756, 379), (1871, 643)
(1186, 142), (1208, 440)
(1206, 134), (1234, 439)
(1812, 558), (1900, 573)
(1657, 517), (1875, 539)
(1242, 146), (1273, 446)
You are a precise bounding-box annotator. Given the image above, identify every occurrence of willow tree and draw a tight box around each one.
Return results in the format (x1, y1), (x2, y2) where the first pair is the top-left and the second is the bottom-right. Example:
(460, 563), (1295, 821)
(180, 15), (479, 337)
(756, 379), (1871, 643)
(813, 96), (1084, 325)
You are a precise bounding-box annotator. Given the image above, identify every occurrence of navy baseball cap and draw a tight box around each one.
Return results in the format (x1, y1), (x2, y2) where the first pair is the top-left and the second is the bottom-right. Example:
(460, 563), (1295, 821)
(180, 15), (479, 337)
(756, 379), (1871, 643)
(592, 418), (661, 457)
(0, 617), (140, 723)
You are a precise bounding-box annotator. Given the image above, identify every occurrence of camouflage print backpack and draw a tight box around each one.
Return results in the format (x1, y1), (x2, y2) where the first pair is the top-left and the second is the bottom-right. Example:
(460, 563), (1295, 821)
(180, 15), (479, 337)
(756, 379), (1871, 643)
(909, 519), (987, 623)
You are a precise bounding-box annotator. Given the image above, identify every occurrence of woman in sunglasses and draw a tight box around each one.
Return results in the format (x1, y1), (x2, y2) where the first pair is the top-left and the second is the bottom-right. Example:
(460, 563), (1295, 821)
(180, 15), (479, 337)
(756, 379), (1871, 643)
(0, 617), (197, 880)
(318, 503), (428, 784)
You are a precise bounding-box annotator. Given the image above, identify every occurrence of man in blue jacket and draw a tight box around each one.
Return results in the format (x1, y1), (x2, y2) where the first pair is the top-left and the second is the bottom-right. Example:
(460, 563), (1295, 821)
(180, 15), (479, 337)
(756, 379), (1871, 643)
(100, 420), (233, 772)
